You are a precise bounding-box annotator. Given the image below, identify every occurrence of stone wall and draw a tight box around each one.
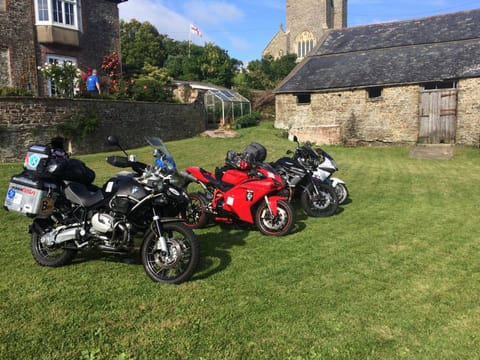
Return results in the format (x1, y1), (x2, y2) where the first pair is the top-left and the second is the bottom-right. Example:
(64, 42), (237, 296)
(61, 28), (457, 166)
(0, 0), (122, 96)
(456, 78), (480, 146)
(0, 98), (207, 162)
(0, 0), (38, 91)
(275, 79), (480, 146)
(275, 85), (421, 145)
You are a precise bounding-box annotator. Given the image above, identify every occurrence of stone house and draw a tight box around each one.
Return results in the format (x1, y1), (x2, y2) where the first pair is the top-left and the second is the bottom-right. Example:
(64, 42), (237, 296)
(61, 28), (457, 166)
(274, 9), (480, 146)
(264, 0), (347, 62)
(0, 0), (126, 96)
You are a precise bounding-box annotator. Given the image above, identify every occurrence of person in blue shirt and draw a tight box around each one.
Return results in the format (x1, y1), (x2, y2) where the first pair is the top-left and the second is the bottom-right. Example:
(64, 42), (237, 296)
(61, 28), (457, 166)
(86, 69), (101, 94)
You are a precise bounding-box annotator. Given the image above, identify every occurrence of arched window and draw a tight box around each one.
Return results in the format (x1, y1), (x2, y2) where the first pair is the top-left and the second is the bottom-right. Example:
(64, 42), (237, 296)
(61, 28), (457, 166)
(295, 31), (316, 59)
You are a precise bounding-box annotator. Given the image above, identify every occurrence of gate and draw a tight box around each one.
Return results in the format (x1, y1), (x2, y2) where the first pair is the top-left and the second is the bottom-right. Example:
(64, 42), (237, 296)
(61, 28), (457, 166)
(419, 89), (457, 144)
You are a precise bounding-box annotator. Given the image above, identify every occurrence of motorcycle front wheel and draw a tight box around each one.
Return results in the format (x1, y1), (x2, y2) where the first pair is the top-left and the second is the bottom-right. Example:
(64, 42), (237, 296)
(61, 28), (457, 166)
(255, 199), (295, 236)
(335, 183), (349, 205)
(301, 182), (338, 217)
(141, 222), (200, 284)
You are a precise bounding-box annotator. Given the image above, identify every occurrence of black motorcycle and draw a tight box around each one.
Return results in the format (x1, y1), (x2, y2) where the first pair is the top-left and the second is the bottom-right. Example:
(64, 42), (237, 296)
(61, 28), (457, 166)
(4, 136), (199, 284)
(271, 136), (339, 217)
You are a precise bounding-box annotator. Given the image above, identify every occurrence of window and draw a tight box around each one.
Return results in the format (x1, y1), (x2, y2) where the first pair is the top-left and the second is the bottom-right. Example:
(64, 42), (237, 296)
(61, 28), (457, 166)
(421, 81), (457, 90)
(44, 55), (77, 96)
(0, 0), (6, 11)
(295, 31), (316, 59)
(37, 0), (49, 20)
(35, 0), (80, 28)
(367, 87), (383, 99)
(296, 93), (311, 104)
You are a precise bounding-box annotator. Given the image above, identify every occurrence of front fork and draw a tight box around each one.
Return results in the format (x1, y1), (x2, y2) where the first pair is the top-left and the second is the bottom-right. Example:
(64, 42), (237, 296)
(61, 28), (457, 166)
(264, 195), (279, 217)
(152, 208), (169, 256)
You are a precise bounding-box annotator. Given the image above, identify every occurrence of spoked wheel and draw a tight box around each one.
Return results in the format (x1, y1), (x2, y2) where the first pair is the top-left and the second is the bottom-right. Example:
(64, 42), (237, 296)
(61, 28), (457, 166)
(141, 222), (200, 284)
(182, 192), (209, 229)
(301, 182), (338, 217)
(30, 221), (77, 267)
(254, 199), (295, 236)
(334, 183), (349, 205)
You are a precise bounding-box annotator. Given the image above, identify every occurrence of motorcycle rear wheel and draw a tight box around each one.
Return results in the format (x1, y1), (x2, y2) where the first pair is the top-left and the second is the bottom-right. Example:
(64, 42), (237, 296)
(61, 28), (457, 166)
(182, 192), (209, 229)
(301, 182), (338, 217)
(255, 199), (295, 236)
(31, 232), (77, 267)
(141, 222), (200, 284)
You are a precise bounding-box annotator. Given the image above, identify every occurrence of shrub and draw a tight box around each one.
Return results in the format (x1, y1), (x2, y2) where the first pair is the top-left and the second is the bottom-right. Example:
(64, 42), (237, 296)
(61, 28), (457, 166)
(0, 86), (33, 97)
(130, 79), (172, 102)
(231, 112), (260, 129)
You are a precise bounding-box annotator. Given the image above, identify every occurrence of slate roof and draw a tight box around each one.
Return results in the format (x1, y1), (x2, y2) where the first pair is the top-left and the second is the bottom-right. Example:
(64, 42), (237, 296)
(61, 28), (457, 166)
(275, 9), (480, 93)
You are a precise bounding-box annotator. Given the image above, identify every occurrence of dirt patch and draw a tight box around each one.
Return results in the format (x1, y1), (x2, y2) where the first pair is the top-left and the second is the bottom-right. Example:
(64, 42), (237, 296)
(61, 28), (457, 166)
(201, 129), (239, 138)
(409, 144), (455, 160)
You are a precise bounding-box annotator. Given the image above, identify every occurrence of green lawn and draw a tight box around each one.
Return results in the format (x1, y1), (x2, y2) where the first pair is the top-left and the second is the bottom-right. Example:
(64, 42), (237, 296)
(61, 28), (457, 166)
(1, 122), (480, 359)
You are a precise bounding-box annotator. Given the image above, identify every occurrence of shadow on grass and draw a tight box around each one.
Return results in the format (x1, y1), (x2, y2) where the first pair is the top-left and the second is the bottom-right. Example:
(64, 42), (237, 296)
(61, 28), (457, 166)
(192, 224), (249, 281)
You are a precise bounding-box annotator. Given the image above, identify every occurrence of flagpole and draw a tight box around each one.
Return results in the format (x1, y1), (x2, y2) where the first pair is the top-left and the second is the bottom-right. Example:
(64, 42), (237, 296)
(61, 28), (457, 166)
(188, 25), (191, 58)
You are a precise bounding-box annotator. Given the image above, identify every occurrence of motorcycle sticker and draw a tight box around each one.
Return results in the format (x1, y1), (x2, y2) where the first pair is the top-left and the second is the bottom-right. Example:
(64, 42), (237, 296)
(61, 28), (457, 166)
(246, 190), (254, 202)
(27, 154), (41, 169)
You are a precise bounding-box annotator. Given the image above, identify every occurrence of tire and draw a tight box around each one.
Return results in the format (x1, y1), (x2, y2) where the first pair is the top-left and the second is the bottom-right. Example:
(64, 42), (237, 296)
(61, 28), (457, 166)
(31, 232), (76, 267)
(254, 199), (295, 236)
(300, 182), (338, 217)
(141, 222), (200, 284)
(182, 192), (209, 229)
(334, 183), (349, 205)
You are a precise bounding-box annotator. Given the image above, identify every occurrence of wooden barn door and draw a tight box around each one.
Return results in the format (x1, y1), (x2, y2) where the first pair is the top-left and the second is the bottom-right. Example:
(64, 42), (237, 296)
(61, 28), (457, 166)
(419, 89), (457, 144)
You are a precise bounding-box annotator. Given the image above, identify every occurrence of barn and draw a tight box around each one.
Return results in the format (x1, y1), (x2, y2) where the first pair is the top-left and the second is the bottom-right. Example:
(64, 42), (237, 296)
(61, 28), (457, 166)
(274, 9), (480, 146)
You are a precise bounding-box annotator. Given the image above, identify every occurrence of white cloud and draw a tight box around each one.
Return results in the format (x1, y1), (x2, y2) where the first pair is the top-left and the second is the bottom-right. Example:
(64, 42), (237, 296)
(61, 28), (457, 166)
(182, 0), (244, 26)
(119, 0), (192, 41)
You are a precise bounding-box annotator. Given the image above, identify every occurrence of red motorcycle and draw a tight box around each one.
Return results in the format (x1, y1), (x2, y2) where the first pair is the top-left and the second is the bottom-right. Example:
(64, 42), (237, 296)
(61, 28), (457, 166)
(182, 143), (295, 236)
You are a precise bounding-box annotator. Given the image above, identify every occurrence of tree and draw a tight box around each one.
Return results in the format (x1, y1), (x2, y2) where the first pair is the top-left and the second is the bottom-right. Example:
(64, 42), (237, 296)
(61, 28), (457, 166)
(243, 54), (297, 90)
(120, 19), (166, 77)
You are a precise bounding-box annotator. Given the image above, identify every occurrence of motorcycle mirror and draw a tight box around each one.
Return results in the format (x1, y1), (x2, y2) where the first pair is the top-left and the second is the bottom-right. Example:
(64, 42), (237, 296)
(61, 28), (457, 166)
(107, 135), (129, 157)
(293, 135), (299, 143)
(107, 135), (119, 146)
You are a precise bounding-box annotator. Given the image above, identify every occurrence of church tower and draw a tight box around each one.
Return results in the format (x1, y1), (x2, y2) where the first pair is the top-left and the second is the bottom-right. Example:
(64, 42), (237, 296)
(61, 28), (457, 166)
(263, 0), (347, 61)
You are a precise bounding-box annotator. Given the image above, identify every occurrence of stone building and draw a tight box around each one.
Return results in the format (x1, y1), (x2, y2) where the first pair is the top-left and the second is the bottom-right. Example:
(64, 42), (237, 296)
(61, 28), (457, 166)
(0, 0), (126, 96)
(263, 0), (347, 61)
(274, 9), (480, 146)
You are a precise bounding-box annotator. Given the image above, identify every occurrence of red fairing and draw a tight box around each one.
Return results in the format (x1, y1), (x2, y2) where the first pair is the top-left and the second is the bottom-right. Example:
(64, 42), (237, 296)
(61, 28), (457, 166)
(183, 153), (294, 236)
(185, 167), (216, 185)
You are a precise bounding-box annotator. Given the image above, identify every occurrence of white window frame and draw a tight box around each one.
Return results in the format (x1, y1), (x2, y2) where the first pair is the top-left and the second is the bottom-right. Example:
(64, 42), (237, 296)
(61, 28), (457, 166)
(35, 0), (82, 31)
(45, 54), (78, 96)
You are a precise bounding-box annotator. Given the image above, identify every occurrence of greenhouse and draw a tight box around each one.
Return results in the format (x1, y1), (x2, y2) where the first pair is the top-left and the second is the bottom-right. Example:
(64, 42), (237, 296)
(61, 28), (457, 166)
(203, 88), (251, 126)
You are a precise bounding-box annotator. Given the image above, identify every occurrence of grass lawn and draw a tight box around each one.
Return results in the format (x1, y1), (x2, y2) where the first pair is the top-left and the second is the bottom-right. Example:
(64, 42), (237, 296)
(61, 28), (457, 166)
(1, 121), (480, 359)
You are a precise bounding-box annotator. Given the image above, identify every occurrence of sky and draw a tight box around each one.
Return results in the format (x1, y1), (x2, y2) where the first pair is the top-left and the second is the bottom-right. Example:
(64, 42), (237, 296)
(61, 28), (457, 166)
(118, 0), (480, 64)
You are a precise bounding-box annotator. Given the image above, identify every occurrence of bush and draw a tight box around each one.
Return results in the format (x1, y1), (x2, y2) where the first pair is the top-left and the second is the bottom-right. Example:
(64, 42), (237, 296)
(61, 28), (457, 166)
(231, 112), (260, 129)
(130, 79), (172, 102)
(0, 86), (33, 97)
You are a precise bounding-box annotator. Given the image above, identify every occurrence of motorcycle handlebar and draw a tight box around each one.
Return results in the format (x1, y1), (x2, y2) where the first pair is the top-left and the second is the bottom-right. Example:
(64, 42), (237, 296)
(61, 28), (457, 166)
(106, 156), (147, 174)
(106, 156), (130, 167)
(180, 171), (198, 183)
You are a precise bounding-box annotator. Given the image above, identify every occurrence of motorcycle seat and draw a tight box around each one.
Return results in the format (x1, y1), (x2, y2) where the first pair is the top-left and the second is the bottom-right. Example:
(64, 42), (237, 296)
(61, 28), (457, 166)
(199, 168), (234, 192)
(64, 182), (104, 207)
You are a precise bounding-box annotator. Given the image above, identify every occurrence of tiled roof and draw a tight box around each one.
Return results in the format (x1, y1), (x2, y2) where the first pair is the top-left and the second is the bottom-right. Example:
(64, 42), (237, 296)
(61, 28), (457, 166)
(275, 9), (480, 93)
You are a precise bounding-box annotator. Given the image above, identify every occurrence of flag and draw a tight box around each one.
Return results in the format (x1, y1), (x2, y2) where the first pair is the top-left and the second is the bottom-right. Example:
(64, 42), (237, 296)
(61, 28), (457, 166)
(190, 24), (202, 37)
